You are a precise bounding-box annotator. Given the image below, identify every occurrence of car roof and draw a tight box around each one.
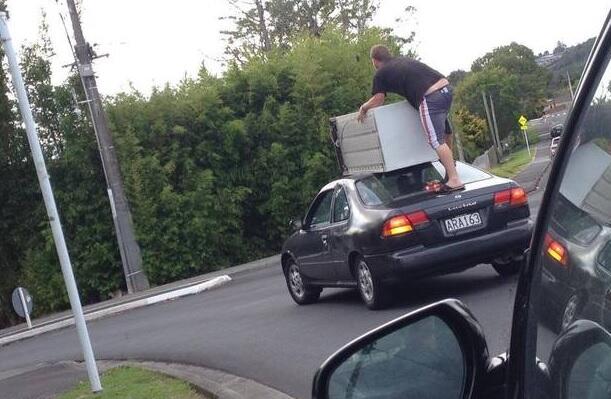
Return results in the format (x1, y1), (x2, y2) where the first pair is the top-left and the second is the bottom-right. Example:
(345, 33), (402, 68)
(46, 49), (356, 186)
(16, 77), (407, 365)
(319, 177), (358, 193)
(319, 160), (461, 193)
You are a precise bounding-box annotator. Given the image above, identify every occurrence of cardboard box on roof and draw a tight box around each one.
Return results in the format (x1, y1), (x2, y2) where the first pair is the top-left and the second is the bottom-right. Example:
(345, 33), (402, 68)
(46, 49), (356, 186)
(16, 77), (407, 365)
(330, 101), (438, 175)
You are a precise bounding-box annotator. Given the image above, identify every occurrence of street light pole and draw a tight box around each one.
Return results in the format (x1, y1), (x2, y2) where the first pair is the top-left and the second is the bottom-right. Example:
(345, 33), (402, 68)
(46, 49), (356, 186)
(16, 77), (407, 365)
(0, 12), (102, 393)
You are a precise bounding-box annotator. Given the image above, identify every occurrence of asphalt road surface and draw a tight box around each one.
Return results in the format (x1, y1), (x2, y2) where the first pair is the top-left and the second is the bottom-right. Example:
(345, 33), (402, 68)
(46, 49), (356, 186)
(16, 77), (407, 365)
(529, 111), (567, 136)
(0, 173), (550, 399)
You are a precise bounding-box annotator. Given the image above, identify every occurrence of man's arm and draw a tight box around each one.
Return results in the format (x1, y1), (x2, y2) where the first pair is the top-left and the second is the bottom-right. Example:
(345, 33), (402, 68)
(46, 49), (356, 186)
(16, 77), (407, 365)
(357, 93), (385, 122)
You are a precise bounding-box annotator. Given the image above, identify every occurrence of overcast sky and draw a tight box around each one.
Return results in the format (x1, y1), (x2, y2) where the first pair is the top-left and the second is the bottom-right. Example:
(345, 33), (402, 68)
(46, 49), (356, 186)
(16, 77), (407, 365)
(5, 0), (611, 96)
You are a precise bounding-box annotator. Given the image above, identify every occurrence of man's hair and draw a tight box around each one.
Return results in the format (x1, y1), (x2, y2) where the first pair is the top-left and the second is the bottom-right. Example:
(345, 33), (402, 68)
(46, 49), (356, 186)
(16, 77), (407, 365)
(370, 45), (393, 62)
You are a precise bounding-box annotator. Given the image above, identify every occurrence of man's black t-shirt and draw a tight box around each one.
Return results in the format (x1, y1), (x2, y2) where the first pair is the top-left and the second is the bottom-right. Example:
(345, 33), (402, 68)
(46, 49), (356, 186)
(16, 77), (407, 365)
(371, 57), (444, 108)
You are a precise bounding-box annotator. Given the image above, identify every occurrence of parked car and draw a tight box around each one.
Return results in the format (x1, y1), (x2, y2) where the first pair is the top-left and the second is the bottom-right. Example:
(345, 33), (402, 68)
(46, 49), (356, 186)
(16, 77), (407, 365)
(541, 142), (611, 331)
(550, 136), (560, 157)
(550, 123), (564, 138)
(282, 161), (532, 309)
(311, 10), (611, 399)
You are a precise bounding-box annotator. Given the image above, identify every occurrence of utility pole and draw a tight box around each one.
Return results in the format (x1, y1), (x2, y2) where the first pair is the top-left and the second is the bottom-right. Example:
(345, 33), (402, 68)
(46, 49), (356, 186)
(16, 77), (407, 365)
(0, 12), (102, 393)
(481, 91), (500, 159)
(65, 0), (149, 293)
(488, 94), (503, 156)
(567, 70), (575, 100)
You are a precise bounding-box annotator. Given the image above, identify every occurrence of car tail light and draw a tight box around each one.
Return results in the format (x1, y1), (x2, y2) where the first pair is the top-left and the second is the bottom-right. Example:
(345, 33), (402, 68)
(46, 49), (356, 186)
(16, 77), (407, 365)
(510, 188), (527, 206)
(544, 233), (568, 266)
(382, 211), (430, 238)
(382, 215), (412, 237)
(494, 187), (528, 208)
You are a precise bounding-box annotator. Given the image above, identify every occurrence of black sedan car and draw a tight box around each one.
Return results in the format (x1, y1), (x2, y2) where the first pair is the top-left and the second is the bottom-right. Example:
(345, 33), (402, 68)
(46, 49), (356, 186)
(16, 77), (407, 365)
(540, 142), (611, 331)
(281, 160), (533, 309)
(550, 123), (564, 138)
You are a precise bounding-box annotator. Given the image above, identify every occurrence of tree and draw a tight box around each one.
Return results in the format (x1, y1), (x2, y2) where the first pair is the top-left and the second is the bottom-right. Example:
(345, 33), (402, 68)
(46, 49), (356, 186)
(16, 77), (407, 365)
(454, 108), (489, 162)
(0, 7), (415, 327)
(0, 0), (30, 328)
(447, 69), (467, 86)
(220, 0), (415, 61)
(553, 40), (567, 55)
(0, 13), (130, 320)
(454, 42), (549, 156)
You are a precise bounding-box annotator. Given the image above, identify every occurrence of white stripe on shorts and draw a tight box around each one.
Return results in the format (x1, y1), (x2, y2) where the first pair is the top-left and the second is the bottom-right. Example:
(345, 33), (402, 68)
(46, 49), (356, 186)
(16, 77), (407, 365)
(419, 98), (440, 149)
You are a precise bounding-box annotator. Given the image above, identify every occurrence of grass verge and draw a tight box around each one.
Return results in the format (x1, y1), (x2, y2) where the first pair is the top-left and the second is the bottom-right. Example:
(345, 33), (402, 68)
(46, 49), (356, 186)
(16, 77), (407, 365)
(488, 147), (537, 178)
(58, 366), (207, 399)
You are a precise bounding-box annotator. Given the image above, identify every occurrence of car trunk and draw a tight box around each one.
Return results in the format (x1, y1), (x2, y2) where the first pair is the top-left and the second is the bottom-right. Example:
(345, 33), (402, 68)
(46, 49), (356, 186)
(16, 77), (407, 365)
(355, 162), (530, 253)
(388, 179), (526, 248)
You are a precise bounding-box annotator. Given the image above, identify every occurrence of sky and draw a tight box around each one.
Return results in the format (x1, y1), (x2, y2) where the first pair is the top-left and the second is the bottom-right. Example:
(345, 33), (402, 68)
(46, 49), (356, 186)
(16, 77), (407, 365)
(5, 0), (611, 96)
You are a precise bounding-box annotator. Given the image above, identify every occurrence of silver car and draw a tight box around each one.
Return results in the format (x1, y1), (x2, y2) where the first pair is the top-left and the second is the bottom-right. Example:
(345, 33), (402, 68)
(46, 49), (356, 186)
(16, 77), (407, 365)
(550, 136), (560, 158)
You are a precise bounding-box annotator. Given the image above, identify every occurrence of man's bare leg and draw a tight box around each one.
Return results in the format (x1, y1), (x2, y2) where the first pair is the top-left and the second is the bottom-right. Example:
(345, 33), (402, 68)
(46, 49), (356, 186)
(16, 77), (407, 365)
(436, 143), (463, 188)
(445, 134), (453, 152)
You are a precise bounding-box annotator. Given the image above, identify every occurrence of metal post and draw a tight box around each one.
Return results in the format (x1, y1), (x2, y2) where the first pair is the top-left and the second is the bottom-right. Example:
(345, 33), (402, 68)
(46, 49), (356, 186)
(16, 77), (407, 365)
(65, 0), (149, 293)
(17, 288), (32, 329)
(523, 128), (531, 157)
(0, 12), (102, 393)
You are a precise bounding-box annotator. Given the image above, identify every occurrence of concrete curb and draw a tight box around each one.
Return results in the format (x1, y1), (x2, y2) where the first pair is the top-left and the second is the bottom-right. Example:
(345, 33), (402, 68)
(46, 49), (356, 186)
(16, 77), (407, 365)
(0, 360), (295, 399)
(106, 360), (295, 399)
(0, 276), (231, 347)
(530, 162), (552, 193)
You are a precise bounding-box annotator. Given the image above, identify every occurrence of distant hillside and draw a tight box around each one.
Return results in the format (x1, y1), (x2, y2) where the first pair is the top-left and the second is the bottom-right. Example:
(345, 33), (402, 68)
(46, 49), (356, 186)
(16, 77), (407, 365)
(543, 38), (595, 95)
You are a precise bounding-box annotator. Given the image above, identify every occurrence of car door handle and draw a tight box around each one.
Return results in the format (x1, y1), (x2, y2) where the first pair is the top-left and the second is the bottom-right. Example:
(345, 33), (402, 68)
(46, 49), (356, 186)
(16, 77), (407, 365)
(321, 234), (328, 246)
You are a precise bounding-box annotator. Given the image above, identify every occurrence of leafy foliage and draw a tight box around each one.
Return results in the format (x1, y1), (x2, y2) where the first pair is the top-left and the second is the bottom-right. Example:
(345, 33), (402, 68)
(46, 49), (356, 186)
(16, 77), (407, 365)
(453, 42), (549, 158)
(0, 7), (411, 326)
(221, 0), (415, 61)
(546, 38), (595, 95)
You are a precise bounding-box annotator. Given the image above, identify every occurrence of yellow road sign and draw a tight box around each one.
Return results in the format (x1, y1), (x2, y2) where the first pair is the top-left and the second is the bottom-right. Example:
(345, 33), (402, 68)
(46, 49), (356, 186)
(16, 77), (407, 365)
(518, 115), (528, 126)
(520, 125), (528, 130)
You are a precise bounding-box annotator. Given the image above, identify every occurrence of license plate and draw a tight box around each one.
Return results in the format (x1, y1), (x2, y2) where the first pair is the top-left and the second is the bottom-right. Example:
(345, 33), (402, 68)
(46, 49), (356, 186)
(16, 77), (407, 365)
(444, 212), (482, 233)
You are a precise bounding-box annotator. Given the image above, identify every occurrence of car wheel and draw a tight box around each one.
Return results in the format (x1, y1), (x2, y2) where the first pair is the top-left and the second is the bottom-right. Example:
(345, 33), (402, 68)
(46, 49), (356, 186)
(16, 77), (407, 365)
(356, 257), (390, 310)
(560, 294), (582, 331)
(492, 255), (524, 277)
(285, 261), (321, 305)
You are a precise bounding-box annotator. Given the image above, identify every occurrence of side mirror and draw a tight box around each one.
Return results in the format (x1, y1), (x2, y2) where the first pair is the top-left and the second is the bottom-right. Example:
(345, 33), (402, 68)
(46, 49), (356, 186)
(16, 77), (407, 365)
(312, 299), (491, 399)
(289, 218), (303, 231)
(548, 320), (611, 398)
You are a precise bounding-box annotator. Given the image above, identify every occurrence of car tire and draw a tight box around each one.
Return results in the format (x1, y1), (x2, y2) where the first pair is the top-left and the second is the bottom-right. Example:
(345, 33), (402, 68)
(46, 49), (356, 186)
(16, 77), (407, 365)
(285, 261), (321, 305)
(559, 294), (583, 331)
(355, 257), (390, 310)
(492, 255), (524, 277)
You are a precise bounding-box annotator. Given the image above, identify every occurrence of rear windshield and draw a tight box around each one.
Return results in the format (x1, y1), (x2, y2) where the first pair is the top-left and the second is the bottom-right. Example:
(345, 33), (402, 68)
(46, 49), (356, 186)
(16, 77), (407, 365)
(551, 194), (602, 246)
(356, 161), (491, 206)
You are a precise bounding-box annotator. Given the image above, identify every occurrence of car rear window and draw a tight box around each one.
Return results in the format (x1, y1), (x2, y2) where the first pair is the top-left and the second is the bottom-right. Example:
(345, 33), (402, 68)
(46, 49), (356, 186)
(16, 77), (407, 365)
(356, 161), (491, 206)
(551, 194), (602, 246)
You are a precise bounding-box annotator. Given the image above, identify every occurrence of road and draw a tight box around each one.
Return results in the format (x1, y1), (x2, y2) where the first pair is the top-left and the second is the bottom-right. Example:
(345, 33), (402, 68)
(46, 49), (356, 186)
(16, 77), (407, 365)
(528, 111), (567, 137)
(0, 152), (551, 399)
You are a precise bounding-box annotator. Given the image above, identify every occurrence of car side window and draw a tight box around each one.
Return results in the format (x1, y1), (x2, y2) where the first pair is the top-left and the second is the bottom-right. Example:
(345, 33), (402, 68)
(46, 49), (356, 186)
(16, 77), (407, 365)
(305, 190), (333, 229)
(597, 242), (611, 274)
(528, 48), (611, 398)
(332, 186), (350, 223)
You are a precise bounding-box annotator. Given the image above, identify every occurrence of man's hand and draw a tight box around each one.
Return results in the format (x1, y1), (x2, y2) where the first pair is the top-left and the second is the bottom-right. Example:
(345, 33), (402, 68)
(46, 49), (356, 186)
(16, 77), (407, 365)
(357, 105), (368, 123)
(357, 93), (385, 123)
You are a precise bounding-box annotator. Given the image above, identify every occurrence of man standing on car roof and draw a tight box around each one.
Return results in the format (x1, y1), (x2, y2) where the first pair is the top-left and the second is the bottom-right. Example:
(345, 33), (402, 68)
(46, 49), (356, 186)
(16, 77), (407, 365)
(358, 44), (464, 191)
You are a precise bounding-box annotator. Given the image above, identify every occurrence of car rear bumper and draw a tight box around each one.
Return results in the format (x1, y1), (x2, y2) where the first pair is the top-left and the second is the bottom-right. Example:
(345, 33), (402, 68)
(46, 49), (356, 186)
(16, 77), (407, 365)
(540, 267), (574, 312)
(364, 219), (533, 283)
